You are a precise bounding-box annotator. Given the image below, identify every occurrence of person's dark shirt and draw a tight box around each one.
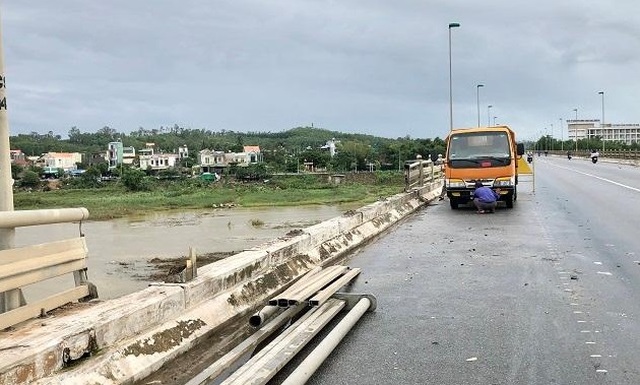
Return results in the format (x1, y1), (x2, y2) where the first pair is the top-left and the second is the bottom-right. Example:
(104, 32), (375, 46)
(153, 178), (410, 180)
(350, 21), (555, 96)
(473, 186), (499, 203)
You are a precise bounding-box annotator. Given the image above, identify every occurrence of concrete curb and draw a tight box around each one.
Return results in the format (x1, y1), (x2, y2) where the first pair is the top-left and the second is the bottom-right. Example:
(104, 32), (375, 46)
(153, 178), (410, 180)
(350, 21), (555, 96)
(0, 182), (441, 385)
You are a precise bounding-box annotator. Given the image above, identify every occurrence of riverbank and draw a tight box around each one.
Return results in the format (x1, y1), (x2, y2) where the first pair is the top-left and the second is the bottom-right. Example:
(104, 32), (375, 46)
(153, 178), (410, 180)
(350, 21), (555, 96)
(14, 173), (404, 220)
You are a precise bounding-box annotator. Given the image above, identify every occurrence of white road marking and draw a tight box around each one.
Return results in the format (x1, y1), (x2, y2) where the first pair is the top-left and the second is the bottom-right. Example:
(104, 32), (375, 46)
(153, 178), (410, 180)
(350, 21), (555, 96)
(594, 262), (603, 265)
(580, 330), (591, 333)
(586, 341), (596, 345)
(552, 164), (640, 193)
(590, 354), (602, 358)
(573, 311), (583, 314)
(597, 271), (612, 276)
(596, 369), (608, 373)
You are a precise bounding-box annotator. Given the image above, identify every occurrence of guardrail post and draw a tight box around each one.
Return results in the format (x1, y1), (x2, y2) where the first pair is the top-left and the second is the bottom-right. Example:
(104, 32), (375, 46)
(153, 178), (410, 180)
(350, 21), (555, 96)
(430, 160), (434, 182)
(417, 155), (424, 187)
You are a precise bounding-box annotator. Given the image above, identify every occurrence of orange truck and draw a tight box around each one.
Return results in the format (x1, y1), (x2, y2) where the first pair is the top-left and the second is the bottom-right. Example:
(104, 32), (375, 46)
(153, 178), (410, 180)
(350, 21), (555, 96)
(444, 125), (525, 209)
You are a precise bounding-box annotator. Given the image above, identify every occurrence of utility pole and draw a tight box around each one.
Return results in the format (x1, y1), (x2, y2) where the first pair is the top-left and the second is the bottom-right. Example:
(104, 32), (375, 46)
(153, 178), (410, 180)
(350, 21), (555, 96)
(0, 9), (25, 313)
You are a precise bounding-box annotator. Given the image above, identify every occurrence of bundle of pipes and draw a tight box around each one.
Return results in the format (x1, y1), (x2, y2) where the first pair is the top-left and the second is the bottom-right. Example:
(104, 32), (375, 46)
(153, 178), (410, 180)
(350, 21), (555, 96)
(250, 265), (360, 327)
(269, 265), (356, 308)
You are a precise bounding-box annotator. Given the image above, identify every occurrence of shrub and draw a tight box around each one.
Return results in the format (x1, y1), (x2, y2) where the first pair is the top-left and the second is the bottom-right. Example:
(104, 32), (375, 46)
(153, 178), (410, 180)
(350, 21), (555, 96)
(20, 170), (41, 189)
(122, 169), (152, 191)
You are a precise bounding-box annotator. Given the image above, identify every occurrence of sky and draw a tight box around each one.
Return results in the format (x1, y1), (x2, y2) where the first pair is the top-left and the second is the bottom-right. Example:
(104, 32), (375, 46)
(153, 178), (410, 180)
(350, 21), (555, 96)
(2, 1), (640, 141)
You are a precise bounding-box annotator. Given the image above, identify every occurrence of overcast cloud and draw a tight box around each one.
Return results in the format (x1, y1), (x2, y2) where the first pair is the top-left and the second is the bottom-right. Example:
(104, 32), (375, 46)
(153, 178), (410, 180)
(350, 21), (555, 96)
(2, 0), (640, 140)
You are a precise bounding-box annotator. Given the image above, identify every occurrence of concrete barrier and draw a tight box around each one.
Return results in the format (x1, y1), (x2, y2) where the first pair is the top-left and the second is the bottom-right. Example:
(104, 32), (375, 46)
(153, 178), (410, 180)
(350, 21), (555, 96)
(0, 181), (441, 385)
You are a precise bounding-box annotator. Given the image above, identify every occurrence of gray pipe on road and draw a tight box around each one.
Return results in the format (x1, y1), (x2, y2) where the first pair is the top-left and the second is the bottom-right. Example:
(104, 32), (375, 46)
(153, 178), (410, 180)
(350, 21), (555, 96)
(249, 305), (279, 328)
(309, 268), (361, 307)
(285, 266), (348, 307)
(280, 297), (371, 385)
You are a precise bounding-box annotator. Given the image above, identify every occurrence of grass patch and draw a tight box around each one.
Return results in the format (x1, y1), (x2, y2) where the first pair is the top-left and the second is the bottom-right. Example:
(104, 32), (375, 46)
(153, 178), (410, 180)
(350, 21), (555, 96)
(14, 173), (405, 220)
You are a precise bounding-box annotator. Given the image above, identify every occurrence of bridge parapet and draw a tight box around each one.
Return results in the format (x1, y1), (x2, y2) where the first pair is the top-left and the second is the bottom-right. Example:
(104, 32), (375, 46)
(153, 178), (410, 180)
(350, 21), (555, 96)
(0, 184), (442, 385)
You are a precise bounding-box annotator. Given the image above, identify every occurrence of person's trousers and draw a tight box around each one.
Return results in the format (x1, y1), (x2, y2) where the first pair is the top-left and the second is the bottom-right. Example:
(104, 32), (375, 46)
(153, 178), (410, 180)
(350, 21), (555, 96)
(473, 198), (497, 211)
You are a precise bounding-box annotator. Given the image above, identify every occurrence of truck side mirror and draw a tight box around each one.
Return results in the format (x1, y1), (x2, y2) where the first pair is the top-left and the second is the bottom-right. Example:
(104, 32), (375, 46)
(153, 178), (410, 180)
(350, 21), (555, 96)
(516, 143), (525, 156)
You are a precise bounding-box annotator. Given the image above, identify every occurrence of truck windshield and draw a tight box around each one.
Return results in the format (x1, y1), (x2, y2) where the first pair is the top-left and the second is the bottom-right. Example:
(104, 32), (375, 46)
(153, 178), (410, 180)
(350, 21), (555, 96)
(448, 132), (511, 167)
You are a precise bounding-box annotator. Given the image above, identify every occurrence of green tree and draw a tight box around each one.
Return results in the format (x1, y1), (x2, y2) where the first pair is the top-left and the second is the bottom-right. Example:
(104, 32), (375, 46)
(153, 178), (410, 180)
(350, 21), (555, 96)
(11, 163), (23, 180)
(21, 170), (41, 189)
(121, 169), (150, 191)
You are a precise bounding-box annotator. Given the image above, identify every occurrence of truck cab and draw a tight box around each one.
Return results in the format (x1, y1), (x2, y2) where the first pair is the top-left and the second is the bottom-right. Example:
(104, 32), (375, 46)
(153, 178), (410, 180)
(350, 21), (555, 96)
(444, 126), (525, 209)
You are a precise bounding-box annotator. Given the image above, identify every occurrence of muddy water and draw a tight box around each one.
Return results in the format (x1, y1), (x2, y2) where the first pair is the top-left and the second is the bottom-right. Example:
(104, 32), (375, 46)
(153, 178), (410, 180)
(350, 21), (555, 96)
(15, 204), (359, 300)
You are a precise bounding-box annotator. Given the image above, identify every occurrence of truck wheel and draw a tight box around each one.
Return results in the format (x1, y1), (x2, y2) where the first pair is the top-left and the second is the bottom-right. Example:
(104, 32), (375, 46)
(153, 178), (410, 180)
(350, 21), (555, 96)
(450, 199), (459, 209)
(505, 195), (514, 208)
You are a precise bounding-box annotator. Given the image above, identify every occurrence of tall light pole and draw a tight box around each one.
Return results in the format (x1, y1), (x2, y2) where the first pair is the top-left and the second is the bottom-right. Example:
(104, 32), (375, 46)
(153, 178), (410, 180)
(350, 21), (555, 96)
(598, 91), (605, 152)
(476, 84), (484, 127)
(493, 116), (497, 126)
(448, 22), (460, 131)
(487, 105), (493, 126)
(550, 123), (554, 151)
(559, 118), (564, 151)
(572, 108), (578, 151)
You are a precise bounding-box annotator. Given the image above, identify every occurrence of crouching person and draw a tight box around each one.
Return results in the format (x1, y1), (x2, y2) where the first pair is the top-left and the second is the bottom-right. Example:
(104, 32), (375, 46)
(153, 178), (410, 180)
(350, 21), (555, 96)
(472, 181), (500, 214)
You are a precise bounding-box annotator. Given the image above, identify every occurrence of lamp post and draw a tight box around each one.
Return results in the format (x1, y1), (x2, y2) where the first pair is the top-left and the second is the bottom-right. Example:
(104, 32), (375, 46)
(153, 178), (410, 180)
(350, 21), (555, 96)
(572, 108), (578, 151)
(476, 84), (484, 127)
(559, 118), (564, 151)
(598, 91), (605, 152)
(487, 105), (493, 126)
(550, 123), (554, 151)
(493, 116), (497, 126)
(448, 22), (460, 131)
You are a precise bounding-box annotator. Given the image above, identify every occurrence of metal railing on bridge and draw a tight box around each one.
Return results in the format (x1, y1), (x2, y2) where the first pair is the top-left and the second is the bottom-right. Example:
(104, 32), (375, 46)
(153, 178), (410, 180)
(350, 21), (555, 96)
(403, 156), (443, 192)
(0, 208), (98, 330)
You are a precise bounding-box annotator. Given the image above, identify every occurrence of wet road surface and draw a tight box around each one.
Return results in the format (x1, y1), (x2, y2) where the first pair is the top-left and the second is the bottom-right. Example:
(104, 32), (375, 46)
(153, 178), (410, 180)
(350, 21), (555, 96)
(287, 156), (640, 385)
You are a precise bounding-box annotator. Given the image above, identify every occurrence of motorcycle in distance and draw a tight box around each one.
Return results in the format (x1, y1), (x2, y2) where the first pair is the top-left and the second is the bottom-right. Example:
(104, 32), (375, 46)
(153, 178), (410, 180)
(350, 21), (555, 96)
(590, 150), (599, 164)
(527, 153), (533, 163)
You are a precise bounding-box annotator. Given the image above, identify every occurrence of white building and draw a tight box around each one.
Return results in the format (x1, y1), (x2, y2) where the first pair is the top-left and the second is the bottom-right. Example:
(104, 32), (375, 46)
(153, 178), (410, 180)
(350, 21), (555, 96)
(139, 153), (180, 171)
(38, 152), (83, 172)
(321, 138), (339, 157)
(567, 120), (640, 145)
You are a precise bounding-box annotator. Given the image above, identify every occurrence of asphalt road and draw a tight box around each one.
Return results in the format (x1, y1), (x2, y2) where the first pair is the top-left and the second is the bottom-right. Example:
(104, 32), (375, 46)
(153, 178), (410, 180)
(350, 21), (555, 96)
(292, 156), (640, 385)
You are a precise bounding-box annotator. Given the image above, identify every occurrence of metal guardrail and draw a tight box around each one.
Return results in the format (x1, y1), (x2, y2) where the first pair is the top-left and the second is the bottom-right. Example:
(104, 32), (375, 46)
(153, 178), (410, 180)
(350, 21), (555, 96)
(403, 157), (443, 192)
(541, 149), (640, 159)
(0, 208), (97, 329)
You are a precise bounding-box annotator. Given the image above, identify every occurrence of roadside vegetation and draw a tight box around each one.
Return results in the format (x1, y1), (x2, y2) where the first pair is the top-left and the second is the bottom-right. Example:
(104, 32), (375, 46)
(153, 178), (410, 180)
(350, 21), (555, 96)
(14, 172), (405, 220)
(10, 125), (439, 220)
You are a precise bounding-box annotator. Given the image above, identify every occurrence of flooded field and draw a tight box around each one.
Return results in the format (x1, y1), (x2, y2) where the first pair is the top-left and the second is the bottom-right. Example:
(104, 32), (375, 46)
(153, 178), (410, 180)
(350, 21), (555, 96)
(15, 204), (360, 300)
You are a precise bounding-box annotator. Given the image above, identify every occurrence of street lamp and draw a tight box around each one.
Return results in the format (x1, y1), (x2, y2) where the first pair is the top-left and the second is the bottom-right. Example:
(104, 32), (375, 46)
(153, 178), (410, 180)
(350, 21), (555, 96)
(448, 22), (460, 131)
(487, 105), (493, 126)
(544, 127), (548, 151)
(559, 118), (564, 151)
(493, 116), (497, 126)
(476, 84), (484, 127)
(550, 123), (554, 151)
(572, 108), (578, 151)
(598, 91), (605, 152)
